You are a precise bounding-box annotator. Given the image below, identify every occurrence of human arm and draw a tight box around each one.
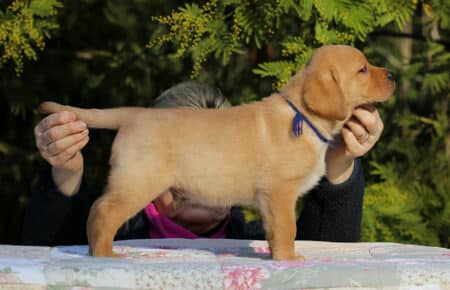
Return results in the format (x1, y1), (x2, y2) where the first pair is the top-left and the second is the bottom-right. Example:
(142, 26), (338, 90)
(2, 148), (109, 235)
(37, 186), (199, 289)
(34, 111), (89, 196)
(22, 111), (90, 245)
(325, 105), (384, 184)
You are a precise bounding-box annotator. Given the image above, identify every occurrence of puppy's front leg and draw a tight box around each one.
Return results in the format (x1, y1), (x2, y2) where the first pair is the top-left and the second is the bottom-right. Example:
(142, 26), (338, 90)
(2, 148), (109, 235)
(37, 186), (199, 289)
(258, 187), (305, 261)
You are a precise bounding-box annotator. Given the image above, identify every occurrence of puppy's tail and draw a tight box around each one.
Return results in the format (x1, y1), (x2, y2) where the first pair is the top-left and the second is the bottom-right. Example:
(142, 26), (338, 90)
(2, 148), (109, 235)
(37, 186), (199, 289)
(39, 101), (142, 129)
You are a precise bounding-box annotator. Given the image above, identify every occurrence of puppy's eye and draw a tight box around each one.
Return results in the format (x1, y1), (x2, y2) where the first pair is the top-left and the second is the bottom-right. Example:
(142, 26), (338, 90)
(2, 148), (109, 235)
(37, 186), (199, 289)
(358, 66), (367, 73)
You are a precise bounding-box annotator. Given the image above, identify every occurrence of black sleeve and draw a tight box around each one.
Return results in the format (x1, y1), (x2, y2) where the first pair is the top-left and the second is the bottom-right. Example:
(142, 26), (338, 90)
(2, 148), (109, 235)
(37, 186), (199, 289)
(21, 164), (91, 246)
(297, 158), (364, 242)
(226, 207), (266, 240)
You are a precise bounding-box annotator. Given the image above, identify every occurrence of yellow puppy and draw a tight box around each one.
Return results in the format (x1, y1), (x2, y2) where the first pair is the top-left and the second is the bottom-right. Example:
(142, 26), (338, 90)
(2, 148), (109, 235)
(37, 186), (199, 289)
(40, 45), (395, 260)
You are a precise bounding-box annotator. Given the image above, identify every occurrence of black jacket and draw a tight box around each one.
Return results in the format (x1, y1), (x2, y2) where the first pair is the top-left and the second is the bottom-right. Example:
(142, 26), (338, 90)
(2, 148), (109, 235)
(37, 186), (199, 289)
(22, 159), (364, 246)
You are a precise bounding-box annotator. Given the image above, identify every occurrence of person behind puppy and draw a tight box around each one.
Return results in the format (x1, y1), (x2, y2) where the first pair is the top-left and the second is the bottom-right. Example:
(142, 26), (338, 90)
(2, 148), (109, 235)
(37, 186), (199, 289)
(23, 81), (384, 245)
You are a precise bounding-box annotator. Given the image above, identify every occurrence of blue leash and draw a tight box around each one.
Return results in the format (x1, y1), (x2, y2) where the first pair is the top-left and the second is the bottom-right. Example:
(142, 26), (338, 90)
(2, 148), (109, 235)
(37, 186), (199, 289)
(281, 94), (330, 143)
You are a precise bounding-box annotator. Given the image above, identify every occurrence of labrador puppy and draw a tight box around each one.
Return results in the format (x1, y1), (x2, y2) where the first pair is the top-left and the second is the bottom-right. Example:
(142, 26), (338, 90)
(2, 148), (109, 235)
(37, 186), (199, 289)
(40, 45), (395, 260)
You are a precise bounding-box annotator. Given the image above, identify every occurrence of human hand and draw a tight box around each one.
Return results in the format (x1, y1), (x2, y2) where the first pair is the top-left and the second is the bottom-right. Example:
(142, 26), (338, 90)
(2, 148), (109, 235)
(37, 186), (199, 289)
(34, 111), (89, 195)
(325, 105), (384, 184)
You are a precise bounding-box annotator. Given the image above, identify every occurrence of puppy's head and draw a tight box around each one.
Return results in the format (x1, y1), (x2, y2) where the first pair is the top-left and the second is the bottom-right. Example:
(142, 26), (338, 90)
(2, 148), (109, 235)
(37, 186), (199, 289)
(282, 45), (395, 121)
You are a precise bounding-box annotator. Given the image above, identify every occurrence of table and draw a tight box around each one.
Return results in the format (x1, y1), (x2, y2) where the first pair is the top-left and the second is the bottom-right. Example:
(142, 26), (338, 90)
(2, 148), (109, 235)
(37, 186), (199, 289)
(0, 239), (449, 289)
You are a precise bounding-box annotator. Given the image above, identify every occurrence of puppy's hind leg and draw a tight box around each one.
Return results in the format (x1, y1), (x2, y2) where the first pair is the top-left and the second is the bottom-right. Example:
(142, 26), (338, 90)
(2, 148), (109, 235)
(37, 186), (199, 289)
(257, 185), (304, 261)
(87, 167), (170, 257)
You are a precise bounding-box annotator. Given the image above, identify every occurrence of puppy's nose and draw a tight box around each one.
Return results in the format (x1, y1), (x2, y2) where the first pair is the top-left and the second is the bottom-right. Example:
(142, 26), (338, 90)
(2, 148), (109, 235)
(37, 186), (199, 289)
(387, 71), (394, 81)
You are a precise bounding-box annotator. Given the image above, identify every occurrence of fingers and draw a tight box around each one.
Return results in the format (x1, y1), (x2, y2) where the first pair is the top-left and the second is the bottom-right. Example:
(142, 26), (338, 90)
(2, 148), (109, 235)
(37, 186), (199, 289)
(352, 105), (384, 139)
(35, 122), (88, 150)
(345, 117), (370, 144)
(35, 118), (87, 149)
(35, 111), (77, 136)
(43, 129), (89, 156)
(43, 136), (89, 168)
(340, 106), (385, 157)
(341, 126), (367, 157)
(35, 112), (86, 148)
(34, 111), (89, 168)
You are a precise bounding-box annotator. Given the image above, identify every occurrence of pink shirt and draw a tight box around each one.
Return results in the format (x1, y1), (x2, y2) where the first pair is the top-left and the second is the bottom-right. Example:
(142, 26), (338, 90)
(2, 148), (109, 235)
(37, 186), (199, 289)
(144, 203), (229, 239)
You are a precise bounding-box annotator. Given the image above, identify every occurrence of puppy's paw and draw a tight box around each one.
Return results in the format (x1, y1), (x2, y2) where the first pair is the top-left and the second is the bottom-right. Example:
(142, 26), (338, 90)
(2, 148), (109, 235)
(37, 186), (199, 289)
(272, 252), (306, 261)
(89, 247), (122, 258)
(109, 251), (123, 258)
(294, 254), (306, 261)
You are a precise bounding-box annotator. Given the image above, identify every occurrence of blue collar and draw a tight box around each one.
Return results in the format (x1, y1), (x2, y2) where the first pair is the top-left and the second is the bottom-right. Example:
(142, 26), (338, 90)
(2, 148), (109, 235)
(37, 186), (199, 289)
(280, 94), (330, 143)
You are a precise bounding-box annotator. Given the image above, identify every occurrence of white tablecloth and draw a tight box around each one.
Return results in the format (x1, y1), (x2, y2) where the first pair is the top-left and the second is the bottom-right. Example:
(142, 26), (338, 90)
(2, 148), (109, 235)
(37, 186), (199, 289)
(0, 239), (449, 289)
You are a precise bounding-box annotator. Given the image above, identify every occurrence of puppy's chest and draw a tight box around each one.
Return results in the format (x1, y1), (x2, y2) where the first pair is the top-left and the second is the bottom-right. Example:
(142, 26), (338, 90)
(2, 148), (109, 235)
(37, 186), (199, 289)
(295, 148), (327, 197)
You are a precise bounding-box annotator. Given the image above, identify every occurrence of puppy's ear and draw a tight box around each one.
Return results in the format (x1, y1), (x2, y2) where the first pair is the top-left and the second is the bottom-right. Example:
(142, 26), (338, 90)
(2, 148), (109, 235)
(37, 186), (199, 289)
(302, 68), (347, 121)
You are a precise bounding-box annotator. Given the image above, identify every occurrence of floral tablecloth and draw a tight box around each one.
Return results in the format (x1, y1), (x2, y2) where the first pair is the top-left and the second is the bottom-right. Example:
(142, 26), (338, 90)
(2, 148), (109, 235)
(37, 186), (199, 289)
(0, 239), (449, 289)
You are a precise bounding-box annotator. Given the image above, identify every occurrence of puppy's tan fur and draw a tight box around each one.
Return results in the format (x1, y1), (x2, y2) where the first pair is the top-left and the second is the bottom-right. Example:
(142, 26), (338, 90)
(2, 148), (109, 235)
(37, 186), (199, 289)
(40, 45), (395, 260)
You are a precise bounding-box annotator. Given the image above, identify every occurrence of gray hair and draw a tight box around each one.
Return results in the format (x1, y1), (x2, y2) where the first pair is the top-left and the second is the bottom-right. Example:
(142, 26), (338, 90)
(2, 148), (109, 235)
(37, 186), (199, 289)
(153, 81), (231, 109)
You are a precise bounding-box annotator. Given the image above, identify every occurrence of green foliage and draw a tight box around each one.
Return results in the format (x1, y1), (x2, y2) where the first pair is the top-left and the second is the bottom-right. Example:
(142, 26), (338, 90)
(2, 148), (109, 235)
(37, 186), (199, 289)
(359, 22), (449, 246)
(0, 0), (62, 75)
(361, 112), (449, 247)
(148, 0), (243, 78)
(252, 60), (296, 89)
(150, 0), (418, 87)
(420, 43), (450, 95)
